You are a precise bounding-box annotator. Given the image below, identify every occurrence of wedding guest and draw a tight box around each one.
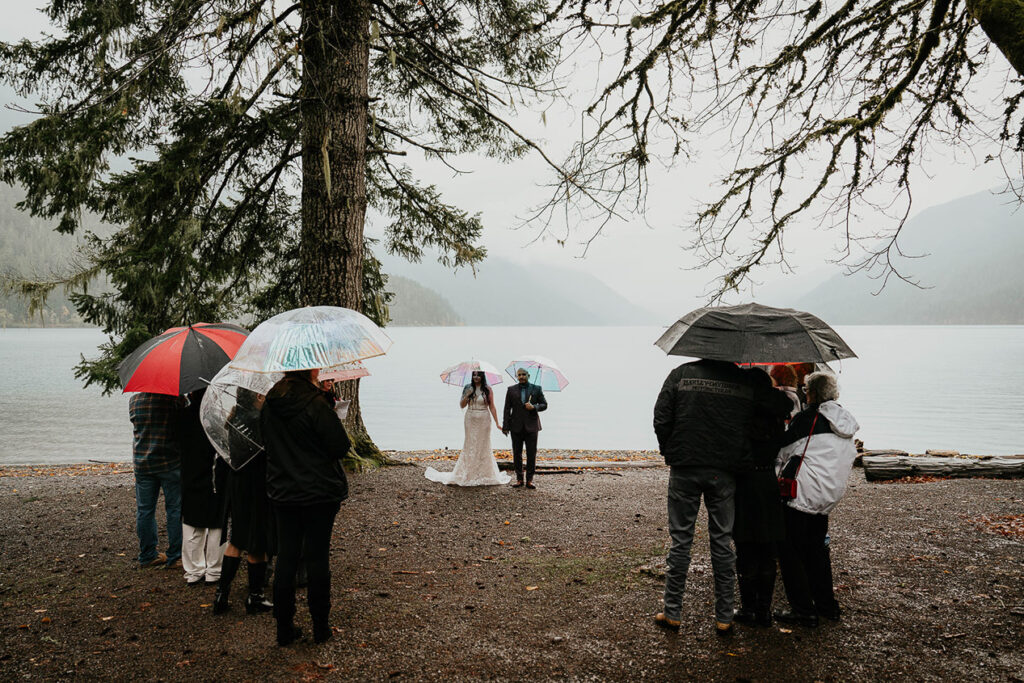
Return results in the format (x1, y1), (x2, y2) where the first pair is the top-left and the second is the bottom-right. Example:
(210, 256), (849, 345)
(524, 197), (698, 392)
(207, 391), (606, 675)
(261, 368), (350, 646)
(653, 359), (789, 635)
(213, 388), (273, 616)
(733, 368), (791, 627)
(178, 389), (228, 586)
(769, 364), (802, 417)
(774, 371), (860, 627)
(129, 392), (184, 569)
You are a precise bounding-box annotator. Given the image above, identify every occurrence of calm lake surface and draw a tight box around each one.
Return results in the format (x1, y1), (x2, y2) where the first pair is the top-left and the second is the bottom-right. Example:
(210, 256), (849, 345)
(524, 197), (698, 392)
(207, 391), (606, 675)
(1, 325), (1022, 465)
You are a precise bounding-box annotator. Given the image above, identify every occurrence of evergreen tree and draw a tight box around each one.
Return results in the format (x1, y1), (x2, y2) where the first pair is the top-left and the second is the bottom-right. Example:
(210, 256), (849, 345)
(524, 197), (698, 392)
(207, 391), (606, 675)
(0, 0), (560, 466)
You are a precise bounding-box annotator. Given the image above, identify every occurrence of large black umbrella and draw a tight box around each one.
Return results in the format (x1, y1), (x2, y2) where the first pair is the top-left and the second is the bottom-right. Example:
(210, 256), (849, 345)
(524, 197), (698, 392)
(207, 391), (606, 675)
(654, 303), (856, 363)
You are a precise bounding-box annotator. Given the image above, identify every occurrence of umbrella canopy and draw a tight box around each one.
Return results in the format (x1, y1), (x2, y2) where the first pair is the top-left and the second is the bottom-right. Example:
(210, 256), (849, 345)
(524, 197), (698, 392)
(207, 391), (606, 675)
(505, 355), (569, 392)
(440, 360), (503, 387)
(654, 303), (856, 364)
(230, 306), (392, 373)
(200, 364), (281, 471)
(118, 323), (249, 396)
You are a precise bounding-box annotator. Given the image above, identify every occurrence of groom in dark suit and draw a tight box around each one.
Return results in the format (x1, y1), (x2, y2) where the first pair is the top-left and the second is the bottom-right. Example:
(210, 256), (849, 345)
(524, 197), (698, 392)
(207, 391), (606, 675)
(502, 368), (548, 489)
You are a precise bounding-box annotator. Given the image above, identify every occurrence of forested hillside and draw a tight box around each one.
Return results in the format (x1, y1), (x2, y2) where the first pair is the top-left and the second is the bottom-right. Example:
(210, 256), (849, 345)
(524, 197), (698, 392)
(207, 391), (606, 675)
(0, 184), (106, 326)
(386, 275), (463, 326)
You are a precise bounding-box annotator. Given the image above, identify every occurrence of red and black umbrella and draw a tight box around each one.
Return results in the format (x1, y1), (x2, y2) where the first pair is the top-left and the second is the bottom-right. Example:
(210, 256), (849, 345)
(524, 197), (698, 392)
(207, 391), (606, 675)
(118, 323), (250, 396)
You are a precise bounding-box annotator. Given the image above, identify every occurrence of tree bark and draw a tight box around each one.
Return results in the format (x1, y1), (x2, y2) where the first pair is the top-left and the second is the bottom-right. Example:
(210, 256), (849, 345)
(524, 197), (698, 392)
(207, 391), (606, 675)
(966, 0), (1024, 77)
(300, 0), (384, 465)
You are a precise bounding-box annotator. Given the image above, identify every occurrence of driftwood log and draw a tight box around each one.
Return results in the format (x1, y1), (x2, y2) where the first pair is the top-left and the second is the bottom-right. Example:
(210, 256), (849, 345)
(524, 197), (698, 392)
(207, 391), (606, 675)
(862, 454), (1024, 481)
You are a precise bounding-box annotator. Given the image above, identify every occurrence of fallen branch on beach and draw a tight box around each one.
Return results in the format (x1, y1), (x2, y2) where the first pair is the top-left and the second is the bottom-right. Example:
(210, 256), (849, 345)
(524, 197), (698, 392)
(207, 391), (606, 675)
(862, 454), (1024, 481)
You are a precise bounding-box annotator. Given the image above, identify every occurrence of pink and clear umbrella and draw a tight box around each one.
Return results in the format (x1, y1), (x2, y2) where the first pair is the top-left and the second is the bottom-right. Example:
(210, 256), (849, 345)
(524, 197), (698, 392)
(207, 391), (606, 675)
(440, 360), (503, 387)
(319, 361), (370, 382)
(505, 355), (569, 391)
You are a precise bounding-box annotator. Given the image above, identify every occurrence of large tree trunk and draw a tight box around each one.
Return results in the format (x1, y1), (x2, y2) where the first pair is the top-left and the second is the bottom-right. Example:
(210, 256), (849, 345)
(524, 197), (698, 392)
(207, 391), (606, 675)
(300, 0), (385, 468)
(966, 0), (1024, 77)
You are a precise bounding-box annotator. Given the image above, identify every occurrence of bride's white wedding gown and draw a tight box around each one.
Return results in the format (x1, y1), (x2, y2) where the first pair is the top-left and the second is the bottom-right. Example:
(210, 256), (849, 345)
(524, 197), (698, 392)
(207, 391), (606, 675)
(424, 393), (511, 486)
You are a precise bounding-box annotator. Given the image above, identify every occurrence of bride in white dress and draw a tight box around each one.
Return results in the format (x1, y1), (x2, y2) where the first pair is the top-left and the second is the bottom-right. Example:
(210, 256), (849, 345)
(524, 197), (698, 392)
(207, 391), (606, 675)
(425, 371), (511, 486)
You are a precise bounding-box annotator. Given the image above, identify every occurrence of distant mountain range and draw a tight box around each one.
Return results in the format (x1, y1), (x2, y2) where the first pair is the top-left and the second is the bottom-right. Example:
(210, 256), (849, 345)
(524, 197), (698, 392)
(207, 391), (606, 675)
(790, 190), (1024, 324)
(380, 253), (659, 326)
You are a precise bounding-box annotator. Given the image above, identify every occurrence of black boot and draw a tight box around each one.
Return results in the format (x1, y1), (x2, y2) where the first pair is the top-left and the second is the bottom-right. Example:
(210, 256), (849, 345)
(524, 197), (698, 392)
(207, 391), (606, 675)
(245, 561), (273, 614)
(213, 555), (241, 615)
(277, 623), (303, 647)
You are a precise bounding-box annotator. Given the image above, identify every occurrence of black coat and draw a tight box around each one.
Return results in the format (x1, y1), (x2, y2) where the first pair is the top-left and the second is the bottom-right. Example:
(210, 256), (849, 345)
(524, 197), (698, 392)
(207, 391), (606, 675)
(261, 376), (350, 506)
(502, 382), (547, 434)
(179, 392), (227, 529)
(653, 360), (791, 471)
(734, 373), (790, 543)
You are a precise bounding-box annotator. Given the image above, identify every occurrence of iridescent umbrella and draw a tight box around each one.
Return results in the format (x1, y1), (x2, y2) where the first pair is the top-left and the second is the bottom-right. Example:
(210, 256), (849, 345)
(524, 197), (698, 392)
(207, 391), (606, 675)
(440, 360), (503, 387)
(505, 355), (569, 392)
(200, 364), (281, 470)
(319, 360), (371, 382)
(230, 306), (392, 373)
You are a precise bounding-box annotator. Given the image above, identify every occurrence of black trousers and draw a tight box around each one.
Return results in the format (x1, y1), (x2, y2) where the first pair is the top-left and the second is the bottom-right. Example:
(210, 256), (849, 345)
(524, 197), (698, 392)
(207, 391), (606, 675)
(777, 506), (837, 616)
(735, 541), (777, 616)
(510, 430), (538, 481)
(272, 501), (340, 633)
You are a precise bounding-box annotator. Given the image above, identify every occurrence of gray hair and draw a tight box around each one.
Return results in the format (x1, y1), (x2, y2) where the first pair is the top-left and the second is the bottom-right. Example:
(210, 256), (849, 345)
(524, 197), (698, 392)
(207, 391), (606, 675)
(804, 371), (839, 402)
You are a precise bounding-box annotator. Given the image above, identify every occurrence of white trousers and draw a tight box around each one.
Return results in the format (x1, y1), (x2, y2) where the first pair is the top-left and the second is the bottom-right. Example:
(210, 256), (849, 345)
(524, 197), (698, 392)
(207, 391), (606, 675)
(181, 524), (224, 582)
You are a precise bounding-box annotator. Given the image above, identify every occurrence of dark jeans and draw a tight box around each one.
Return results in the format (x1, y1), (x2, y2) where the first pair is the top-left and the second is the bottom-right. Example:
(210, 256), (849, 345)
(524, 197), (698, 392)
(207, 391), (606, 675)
(510, 430), (538, 481)
(135, 468), (182, 566)
(663, 467), (736, 623)
(778, 506), (837, 616)
(272, 501), (340, 633)
(735, 541), (777, 616)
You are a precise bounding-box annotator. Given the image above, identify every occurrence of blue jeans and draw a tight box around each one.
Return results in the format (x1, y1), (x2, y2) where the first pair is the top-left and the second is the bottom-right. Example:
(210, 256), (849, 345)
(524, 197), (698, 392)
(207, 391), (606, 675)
(663, 467), (736, 623)
(135, 468), (182, 566)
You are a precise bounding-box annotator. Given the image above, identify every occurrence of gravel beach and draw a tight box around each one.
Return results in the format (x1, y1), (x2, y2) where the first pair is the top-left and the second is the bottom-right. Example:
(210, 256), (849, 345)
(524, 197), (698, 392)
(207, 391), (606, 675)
(1, 454), (1022, 681)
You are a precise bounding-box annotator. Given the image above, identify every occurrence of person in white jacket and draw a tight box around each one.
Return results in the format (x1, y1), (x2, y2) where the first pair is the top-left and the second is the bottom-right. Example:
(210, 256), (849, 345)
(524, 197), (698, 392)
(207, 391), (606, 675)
(774, 371), (860, 627)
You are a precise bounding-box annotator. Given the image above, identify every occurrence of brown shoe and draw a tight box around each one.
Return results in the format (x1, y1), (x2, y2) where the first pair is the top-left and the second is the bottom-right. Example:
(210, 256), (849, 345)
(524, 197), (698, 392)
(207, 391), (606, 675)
(654, 613), (680, 630)
(164, 558), (183, 570)
(139, 552), (167, 569)
(511, 480), (524, 488)
(525, 481), (536, 489)
(715, 621), (734, 636)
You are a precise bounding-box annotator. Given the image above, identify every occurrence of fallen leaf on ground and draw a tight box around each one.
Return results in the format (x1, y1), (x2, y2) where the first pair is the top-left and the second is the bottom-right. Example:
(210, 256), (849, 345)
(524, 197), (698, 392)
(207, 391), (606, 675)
(525, 586), (539, 591)
(100, 616), (114, 621)
(779, 628), (793, 634)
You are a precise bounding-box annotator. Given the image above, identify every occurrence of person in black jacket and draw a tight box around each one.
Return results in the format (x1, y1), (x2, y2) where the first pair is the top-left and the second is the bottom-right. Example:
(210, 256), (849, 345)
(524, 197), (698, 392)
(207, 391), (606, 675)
(652, 358), (789, 635)
(261, 369), (350, 646)
(733, 368), (792, 627)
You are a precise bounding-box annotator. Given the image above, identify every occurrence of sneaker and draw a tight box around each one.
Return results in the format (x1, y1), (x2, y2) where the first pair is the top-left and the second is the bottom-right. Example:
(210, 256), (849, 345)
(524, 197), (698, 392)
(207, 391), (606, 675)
(245, 593), (273, 614)
(774, 608), (819, 628)
(139, 553), (167, 569)
(654, 613), (681, 631)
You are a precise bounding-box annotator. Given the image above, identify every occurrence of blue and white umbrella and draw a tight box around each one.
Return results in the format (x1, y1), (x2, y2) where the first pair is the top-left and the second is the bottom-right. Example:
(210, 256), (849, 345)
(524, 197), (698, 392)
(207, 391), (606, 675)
(505, 355), (569, 392)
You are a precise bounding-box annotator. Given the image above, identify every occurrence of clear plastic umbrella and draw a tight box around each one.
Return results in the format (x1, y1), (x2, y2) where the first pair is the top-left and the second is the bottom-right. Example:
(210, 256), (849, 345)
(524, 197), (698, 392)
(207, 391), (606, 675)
(440, 359), (503, 387)
(505, 355), (569, 391)
(200, 364), (282, 471)
(229, 306), (392, 373)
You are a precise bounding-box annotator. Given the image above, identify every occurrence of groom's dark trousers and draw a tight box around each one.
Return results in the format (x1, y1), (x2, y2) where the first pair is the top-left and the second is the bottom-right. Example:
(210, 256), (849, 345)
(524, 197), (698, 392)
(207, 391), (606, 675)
(510, 431), (538, 482)
(503, 382), (547, 482)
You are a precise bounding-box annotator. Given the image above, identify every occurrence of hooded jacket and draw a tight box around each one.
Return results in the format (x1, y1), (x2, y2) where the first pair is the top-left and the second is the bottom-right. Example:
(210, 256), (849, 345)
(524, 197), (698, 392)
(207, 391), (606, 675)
(776, 401), (860, 515)
(654, 360), (792, 471)
(261, 375), (350, 505)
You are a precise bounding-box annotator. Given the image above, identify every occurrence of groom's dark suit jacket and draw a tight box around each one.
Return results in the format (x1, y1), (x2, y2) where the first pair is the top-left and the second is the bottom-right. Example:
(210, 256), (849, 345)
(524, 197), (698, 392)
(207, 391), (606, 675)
(502, 383), (548, 433)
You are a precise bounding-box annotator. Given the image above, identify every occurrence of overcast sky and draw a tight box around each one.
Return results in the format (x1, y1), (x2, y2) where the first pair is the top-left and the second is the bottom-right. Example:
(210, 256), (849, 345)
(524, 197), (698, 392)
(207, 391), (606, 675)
(1, 2), (1017, 320)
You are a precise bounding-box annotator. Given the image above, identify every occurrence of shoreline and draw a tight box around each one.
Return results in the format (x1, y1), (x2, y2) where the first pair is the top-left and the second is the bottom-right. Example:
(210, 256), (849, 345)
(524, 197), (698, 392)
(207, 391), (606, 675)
(1, 461), (1021, 680)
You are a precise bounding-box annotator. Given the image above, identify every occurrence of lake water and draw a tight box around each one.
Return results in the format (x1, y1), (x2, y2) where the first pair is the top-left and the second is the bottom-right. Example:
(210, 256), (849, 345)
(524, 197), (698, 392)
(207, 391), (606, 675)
(1, 325), (1022, 465)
